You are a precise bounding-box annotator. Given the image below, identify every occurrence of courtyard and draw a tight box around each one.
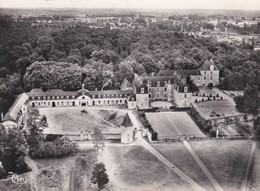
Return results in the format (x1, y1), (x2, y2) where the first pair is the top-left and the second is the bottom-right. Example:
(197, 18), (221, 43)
(38, 107), (127, 135)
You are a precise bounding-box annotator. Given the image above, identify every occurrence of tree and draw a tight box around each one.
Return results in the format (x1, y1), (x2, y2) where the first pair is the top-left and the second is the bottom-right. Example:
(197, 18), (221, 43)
(91, 162), (109, 190)
(235, 84), (259, 115)
(254, 117), (260, 137)
(92, 128), (105, 152)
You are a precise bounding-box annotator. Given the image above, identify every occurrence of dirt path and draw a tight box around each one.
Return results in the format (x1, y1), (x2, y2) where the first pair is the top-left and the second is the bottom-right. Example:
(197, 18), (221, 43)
(241, 141), (257, 191)
(25, 156), (39, 191)
(183, 140), (224, 191)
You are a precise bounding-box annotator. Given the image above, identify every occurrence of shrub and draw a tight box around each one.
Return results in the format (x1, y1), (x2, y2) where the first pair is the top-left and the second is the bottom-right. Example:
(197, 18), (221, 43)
(108, 112), (117, 120)
(209, 129), (217, 137)
(45, 134), (63, 142)
(208, 83), (213, 88)
(29, 137), (78, 159)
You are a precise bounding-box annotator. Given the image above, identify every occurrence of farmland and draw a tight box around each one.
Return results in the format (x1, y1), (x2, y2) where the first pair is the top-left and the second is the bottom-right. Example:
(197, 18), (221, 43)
(190, 140), (252, 191)
(39, 107), (126, 134)
(98, 145), (193, 191)
(145, 112), (205, 139)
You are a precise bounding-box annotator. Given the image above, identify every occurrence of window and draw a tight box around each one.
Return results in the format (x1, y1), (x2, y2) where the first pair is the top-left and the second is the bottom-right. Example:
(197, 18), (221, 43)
(148, 87), (151, 92)
(211, 76), (213, 80)
(57, 96), (59, 99)
(98, 95), (101, 98)
(148, 81), (151, 86)
(165, 87), (167, 92)
(184, 87), (188, 92)
(184, 94), (187, 98)
(211, 71), (213, 74)
(157, 94), (159, 98)
(72, 96), (75, 99)
(157, 87), (159, 92)
(164, 81), (167, 86)
(141, 88), (144, 93)
(38, 97), (41, 100)
(66, 96), (69, 99)
(107, 95), (110, 98)
(92, 95), (95, 98)
(204, 71), (206, 74)
(103, 95), (106, 98)
(204, 76), (206, 80)
(111, 95), (114, 98)
(61, 96), (63, 99)
(157, 81), (160, 86)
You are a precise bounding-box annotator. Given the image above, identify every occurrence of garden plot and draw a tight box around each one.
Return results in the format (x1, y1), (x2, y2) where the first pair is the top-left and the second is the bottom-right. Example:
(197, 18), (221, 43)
(145, 112), (205, 139)
(39, 107), (126, 134)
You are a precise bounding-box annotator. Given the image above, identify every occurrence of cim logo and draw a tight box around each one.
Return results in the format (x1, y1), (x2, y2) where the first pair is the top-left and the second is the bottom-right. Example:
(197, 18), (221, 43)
(11, 174), (29, 184)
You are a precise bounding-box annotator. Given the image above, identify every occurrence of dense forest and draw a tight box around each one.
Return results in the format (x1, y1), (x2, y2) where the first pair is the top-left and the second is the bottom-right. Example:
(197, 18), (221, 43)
(0, 15), (260, 114)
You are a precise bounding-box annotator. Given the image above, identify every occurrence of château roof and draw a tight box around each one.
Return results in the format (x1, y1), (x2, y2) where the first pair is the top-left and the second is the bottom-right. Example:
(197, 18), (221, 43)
(199, 59), (218, 71)
(121, 113), (133, 127)
(156, 70), (175, 76)
(3, 93), (29, 122)
(120, 78), (132, 90)
(176, 69), (200, 76)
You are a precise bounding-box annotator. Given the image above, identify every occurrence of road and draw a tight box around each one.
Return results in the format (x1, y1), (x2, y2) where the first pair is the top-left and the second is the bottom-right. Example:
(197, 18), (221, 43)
(241, 141), (257, 191)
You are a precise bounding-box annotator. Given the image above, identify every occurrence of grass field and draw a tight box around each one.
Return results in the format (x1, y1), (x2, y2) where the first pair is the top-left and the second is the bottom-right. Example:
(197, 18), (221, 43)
(39, 107), (126, 134)
(190, 140), (252, 191)
(152, 142), (215, 191)
(98, 145), (193, 191)
(145, 112), (205, 139)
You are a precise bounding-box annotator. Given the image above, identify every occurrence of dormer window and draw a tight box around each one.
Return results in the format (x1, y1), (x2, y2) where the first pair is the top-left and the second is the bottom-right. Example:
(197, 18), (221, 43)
(184, 86), (188, 92)
(157, 81), (160, 86)
(141, 88), (144, 93)
(164, 81), (167, 86)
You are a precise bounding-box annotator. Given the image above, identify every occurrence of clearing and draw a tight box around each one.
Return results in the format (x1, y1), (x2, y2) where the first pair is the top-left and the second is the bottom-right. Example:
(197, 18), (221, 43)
(145, 112), (205, 139)
(98, 145), (193, 191)
(151, 142), (215, 191)
(190, 140), (252, 191)
(39, 107), (126, 134)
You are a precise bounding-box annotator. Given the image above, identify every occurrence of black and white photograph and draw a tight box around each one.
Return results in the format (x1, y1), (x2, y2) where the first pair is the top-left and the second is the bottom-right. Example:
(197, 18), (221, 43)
(0, 0), (260, 191)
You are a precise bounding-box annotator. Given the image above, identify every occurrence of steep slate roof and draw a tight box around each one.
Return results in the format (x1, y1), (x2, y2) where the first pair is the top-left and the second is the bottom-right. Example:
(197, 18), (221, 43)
(90, 89), (133, 95)
(176, 69), (200, 76)
(140, 76), (176, 87)
(3, 93), (29, 122)
(29, 89), (76, 97)
(120, 78), (132, 90)
(156, 70), (175, 76)
(121, 113), (133, 127)
(28, 88), (133, 98)
(199, 59), (218, 70)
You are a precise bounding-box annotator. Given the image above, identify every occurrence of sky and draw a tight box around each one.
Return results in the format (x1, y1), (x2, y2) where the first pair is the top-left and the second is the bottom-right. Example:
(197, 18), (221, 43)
(1, 0), (260, 10)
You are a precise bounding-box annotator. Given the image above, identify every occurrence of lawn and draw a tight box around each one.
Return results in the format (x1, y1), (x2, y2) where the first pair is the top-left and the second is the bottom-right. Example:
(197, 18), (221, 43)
(98, 145), (193, 191)
(34, 149), (97, 191)
(190, 140), (252, 191)
(39, 107), (126, 134)
(145, 112), (205, 139)
(152, 142), (215, 191)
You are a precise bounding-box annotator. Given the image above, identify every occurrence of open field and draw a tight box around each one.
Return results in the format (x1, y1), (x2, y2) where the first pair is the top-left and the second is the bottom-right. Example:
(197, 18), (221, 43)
(190, 140), (252, 191)
(145, 112), (205, 139)
(250, 141), (260, 191)
(98, 145), (193, 191)
(152, 142), (215, 191)
(39, 107), (126, 134)
(33, 149), (97, 191)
